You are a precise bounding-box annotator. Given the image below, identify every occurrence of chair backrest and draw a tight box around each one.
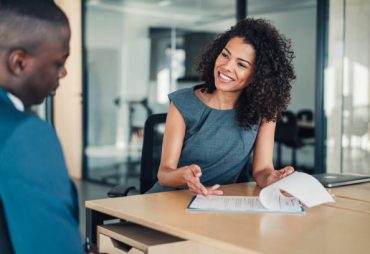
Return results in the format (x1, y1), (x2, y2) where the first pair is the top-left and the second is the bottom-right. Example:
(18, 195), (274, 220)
(0, 200), (14, 254)
(296, 109), (315, 139)
(296, 109), (313, 122)
(275, 111), (300, 146)
(140, 113), (167, 194)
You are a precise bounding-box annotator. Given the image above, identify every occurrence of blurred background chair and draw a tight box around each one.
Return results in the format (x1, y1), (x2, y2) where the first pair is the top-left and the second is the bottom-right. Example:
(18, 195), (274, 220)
(296, 109), (313, 122)
(100, 98), (153, 185)
(127, 98), (153, 144)
(296, 109), (315, 144)
(275, 111), (304, 169)
(108, 113), (167, 197)
(0, 200), (14, 254)
(139, 113), (167, 193)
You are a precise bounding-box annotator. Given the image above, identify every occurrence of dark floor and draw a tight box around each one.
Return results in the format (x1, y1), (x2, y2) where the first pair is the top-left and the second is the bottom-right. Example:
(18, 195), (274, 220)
(73, 158), (141, 237)
(73, 179), (120, 237)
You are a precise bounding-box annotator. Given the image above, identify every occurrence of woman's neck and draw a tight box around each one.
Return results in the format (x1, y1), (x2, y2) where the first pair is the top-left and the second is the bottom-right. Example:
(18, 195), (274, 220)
(199, 89), (240, 110)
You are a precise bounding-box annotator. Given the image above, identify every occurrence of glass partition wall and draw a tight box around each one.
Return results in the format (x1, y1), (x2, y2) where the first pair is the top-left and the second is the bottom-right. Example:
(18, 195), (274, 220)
(325, 0), (370, 175)
(84, 0), (237, 186)
(83, 0), (319, 186)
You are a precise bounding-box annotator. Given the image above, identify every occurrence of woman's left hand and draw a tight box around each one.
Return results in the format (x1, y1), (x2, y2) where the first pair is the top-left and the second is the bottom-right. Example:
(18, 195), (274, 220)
(265, 166), (294, 186)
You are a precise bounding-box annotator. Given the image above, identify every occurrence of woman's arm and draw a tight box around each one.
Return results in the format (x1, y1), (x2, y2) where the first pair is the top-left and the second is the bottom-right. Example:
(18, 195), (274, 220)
(252, 119), (294, 188)
(157, 102), (222, 195)
(157, 102), (187, 187)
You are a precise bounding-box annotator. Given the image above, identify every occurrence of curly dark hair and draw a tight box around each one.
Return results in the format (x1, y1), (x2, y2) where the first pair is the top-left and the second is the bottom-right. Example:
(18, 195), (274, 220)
(197, 18), (296, 129)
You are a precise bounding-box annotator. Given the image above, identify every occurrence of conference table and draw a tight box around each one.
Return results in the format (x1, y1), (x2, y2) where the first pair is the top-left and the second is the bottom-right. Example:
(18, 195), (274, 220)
(85, 182), (370, 254)
(324, 182), (370, 214)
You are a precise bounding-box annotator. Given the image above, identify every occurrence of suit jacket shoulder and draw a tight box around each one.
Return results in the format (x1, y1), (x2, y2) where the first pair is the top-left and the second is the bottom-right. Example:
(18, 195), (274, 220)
(0, 91), (83, 254)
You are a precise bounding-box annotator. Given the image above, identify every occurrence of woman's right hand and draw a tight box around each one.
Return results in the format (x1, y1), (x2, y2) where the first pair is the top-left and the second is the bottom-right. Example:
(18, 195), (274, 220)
(264, 166), (294, 187)
(183, 164), (223, 196)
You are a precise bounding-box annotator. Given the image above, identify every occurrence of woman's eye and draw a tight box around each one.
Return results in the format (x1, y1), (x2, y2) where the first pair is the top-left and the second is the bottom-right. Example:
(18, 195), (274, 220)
(238, 63), (247, 69)
(221, 52), (229, 58)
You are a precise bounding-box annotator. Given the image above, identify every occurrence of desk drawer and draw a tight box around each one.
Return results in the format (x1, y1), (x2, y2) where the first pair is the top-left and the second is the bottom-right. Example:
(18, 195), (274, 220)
(98, 222), (188, 254)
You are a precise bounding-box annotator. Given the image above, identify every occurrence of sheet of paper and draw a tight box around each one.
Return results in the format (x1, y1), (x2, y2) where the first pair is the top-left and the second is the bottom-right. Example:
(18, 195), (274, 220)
(188, 195), (303, 213)
(259, 172), (335, 209)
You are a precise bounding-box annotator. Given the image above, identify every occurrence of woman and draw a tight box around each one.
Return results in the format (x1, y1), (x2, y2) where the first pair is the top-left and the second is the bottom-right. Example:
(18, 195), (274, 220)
(147, 18), (296, 195)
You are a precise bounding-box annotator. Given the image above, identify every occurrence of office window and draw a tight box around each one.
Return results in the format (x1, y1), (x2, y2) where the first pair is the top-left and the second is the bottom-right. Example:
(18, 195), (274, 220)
(325, 0), (370, 174)
(83, 0), (236, 185)
(83, 0), (320, 185)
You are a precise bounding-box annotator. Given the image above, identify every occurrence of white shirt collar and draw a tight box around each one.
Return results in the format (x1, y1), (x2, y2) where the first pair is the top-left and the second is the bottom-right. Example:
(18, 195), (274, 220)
(7, 92), (24, 112)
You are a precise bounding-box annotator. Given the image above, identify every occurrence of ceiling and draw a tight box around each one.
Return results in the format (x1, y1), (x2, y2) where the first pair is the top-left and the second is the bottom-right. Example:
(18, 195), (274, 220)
(87, 0), (316, 25)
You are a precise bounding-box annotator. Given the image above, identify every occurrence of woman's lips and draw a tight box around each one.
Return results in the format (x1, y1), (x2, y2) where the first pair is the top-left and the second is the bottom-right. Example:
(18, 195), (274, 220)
(218, 72), (234, 83)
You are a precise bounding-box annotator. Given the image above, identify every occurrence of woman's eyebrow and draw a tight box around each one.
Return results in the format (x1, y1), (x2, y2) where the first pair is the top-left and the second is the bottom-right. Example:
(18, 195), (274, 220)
(224, 47), (252, 66)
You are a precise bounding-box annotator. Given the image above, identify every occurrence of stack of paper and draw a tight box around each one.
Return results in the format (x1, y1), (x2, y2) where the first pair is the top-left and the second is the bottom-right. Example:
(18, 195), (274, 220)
(187, 172), (335, 214)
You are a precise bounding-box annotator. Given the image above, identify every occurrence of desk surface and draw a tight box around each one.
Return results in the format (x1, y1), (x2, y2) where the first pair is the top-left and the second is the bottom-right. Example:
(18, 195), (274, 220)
(325, 182), (370, 214)
(86, 182), (370, 254)
(328, 182), (370, 202)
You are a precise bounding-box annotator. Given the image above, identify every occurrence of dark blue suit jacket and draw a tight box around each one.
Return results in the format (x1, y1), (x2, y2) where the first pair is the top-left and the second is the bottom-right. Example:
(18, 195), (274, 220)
(0, 87), (83, 253)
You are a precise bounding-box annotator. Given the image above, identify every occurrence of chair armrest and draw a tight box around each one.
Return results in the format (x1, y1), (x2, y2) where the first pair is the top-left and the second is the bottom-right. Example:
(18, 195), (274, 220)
(107, 185), (137, 197)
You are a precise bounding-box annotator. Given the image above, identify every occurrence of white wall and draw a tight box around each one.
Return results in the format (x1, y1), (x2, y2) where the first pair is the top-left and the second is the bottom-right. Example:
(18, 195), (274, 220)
(257, 8), (317, 113)
(54, 0), (83, 179)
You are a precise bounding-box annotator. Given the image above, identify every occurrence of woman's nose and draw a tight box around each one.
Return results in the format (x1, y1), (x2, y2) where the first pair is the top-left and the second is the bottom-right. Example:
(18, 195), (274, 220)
(222, 60), (235, 72)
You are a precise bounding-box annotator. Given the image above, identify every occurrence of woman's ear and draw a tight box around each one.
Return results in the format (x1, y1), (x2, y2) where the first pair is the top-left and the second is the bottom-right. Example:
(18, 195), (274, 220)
(7, 49), (28, 76)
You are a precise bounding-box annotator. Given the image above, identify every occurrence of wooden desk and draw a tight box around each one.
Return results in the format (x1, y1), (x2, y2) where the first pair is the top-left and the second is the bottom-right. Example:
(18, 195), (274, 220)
(327, 182), (370, 203)
(324, 183), (370, 214)
(86, 183), (370, 254)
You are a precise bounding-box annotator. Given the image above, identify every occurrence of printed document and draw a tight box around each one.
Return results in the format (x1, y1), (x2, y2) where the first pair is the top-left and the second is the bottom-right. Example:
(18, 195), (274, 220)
(187, 172), (335, 214)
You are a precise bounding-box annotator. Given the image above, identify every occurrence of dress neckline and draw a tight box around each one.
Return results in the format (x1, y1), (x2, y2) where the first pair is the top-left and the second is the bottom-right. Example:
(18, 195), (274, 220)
(191, 87), (234, 112)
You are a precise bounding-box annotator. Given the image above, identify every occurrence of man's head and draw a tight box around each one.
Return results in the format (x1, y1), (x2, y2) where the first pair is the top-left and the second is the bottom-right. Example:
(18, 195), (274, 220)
(0, 0), (70, 107)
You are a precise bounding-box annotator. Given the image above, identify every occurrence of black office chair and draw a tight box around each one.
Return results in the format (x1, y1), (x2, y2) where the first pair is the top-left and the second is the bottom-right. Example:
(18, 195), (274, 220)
(0, 200), (15, 254)
(140, 113), (167, 193)
(296, 109), (313, 122)
(296, 109), (315, 140)
(275, 111), (304, 169)
(108, 113), (167, 197)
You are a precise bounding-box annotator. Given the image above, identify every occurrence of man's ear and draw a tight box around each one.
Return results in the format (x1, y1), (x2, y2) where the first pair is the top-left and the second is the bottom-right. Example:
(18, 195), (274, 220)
(7, 49), (28, 76)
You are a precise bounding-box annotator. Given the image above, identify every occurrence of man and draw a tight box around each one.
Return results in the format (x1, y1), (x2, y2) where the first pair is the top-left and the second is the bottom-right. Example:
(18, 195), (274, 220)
(0, 1), (83, 253)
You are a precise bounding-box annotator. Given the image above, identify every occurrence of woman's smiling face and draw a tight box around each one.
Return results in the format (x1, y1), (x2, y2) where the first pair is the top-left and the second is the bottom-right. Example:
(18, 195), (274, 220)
(213, 36), (256, 95)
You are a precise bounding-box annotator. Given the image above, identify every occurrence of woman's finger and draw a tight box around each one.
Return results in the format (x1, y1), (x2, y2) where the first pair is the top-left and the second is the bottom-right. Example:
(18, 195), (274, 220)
(198, 184), (208, 195)
(208, 189), (223, 195)
(189, 164), (202, 177)
(279, 166), (294, 177)
(185, 164), (208, 195)
(188, 183), (200, 194)
(200, 185), (222, 195)
(188, 179), (207, 195)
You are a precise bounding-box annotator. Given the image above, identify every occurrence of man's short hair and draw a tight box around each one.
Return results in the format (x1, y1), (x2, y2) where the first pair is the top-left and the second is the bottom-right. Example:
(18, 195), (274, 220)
(0, 0), (69, 52)
(0, 0), (68, 25)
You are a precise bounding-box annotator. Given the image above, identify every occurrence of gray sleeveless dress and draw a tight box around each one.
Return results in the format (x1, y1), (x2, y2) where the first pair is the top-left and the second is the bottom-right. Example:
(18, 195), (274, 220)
(146, 86), (259, 193)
